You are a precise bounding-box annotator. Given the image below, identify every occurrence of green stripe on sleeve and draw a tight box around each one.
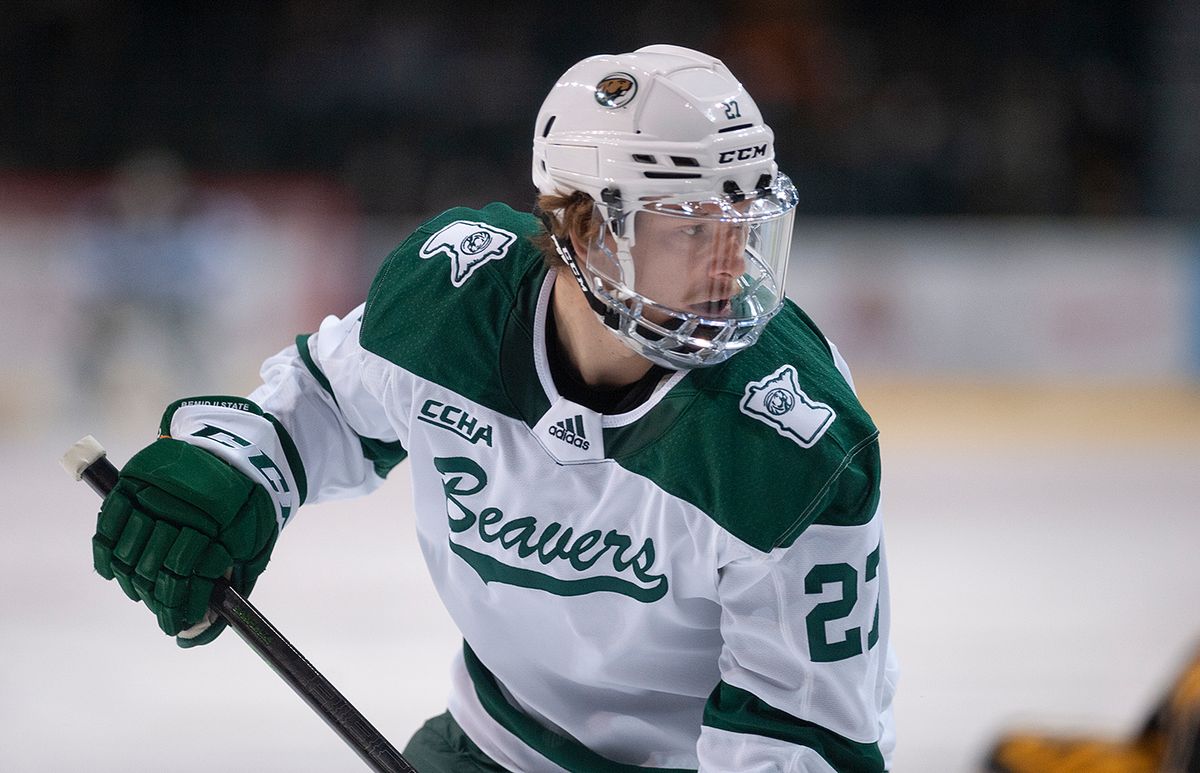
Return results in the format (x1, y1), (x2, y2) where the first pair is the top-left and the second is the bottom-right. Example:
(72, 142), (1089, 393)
(294, 333), (408, 478)
(263, 412), (308, 505)
(359, 436), (408, 478)
(703, 681), (885, 772)
(295, 333), (335, 395)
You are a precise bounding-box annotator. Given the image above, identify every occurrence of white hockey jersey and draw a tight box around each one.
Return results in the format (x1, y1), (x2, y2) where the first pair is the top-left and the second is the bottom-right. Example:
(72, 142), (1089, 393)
(161, 203), (898, 772)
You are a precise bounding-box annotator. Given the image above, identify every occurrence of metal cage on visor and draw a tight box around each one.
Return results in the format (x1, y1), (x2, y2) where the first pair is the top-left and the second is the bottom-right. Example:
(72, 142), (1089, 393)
(555, 173), (798, 370)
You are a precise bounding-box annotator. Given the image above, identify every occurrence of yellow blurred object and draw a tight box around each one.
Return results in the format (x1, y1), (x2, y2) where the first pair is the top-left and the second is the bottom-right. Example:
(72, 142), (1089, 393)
(986, 645), (1200, 772)
(985, 733), (1164, 773)
(1160, 649), (1200, 773)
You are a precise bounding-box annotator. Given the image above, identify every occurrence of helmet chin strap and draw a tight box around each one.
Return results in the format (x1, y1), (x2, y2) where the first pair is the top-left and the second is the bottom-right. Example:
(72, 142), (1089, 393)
(539, 198), (639, 332)
(546, 232), (622, 330)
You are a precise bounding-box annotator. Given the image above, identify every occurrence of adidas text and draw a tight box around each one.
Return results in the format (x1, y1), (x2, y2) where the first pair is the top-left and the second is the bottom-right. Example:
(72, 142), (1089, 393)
(548, 415), (589, 450)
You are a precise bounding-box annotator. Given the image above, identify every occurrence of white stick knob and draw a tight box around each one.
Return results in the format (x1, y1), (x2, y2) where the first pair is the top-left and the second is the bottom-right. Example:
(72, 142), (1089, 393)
(60, 435), (107, 481)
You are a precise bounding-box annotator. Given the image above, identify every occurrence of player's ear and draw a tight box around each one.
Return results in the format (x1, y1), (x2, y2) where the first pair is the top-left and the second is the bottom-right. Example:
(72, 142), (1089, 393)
(568, 227), (589, 264)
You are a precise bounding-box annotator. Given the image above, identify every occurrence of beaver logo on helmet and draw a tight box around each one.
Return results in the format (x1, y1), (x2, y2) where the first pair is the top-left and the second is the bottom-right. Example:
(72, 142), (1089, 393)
(594, 73), (637, 108)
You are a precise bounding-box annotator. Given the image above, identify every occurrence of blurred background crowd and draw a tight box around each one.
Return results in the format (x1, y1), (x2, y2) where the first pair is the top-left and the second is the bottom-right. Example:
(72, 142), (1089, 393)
(2, 0), (1196, 218)
(4, 0), (1197, 418)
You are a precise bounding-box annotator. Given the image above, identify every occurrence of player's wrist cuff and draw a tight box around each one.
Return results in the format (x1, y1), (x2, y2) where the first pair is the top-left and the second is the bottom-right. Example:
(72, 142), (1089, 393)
(160, 396), (306, 531)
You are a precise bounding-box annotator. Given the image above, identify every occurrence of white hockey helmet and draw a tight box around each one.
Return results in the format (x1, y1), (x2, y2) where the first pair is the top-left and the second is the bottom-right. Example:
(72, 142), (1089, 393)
(532, 44), (798, 369)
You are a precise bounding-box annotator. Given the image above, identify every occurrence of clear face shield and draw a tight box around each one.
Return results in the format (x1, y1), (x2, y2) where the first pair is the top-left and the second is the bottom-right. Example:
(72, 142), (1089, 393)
(572, 174), (798, 369)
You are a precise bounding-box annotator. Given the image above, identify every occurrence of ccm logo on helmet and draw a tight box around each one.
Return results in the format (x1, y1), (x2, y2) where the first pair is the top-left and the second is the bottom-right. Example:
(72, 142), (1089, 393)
(718, 144), (768, 164)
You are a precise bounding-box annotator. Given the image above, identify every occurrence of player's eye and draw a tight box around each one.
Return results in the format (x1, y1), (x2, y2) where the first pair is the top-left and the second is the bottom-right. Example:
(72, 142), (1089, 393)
(680, 224), (705, 237)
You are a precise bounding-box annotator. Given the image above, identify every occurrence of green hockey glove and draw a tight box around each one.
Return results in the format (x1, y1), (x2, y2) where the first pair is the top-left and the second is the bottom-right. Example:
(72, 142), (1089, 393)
(92, 437), (279, 647)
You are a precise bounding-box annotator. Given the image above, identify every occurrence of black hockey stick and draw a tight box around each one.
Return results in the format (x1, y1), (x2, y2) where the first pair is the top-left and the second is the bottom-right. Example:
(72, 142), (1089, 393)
(61, 436), (418, 773)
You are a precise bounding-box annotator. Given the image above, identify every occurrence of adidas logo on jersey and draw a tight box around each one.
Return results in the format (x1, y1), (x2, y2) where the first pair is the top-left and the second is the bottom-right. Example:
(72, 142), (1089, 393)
(533, 399), (604, 463)
(548, 414), (589, 450)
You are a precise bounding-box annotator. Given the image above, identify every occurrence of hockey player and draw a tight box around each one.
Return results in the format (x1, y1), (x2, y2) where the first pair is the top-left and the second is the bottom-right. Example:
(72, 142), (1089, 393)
(91, 45), (898, 771)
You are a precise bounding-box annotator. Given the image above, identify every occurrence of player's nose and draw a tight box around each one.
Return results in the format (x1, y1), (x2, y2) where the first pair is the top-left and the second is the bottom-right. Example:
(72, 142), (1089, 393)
(708, 224), (747, 279)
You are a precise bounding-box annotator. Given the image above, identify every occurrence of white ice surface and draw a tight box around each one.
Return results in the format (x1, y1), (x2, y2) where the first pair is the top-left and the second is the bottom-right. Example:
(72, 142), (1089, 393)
(3, 403), (1200, 772)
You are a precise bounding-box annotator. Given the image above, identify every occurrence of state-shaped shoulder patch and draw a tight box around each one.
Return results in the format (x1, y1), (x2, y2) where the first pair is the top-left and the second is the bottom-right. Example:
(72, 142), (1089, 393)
(419, 220), (516, 287)
(739, 364), (836, 448)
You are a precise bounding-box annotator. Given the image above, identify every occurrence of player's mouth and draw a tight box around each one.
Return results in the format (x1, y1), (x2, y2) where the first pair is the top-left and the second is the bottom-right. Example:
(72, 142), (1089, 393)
(688, 298), (732, 317)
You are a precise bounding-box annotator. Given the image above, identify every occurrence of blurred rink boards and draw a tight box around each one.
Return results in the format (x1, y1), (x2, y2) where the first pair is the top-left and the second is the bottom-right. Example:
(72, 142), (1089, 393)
(2, 178), (1199, 771)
